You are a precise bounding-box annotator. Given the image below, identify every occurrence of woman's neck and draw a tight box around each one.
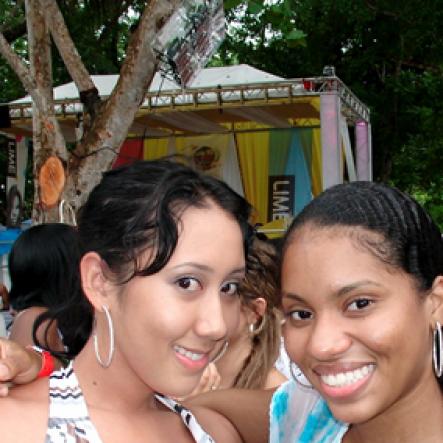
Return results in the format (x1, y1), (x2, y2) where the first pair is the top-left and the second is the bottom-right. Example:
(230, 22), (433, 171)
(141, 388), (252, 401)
(215, 332), (252, 389)
(344, 377), (443, 443)
(73, 339), (158, 414)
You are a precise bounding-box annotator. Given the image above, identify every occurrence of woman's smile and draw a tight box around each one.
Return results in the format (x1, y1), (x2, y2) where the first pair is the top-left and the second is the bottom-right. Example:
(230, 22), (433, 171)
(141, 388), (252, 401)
(314, 363), (376, 399)
(282, 226), (437, 424)
(173, 344), (210, 371)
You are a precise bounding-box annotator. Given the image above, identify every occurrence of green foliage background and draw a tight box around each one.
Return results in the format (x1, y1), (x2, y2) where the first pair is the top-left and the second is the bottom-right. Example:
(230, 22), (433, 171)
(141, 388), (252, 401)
(215, 0), (443, 229)
(0, 0), (442, 228)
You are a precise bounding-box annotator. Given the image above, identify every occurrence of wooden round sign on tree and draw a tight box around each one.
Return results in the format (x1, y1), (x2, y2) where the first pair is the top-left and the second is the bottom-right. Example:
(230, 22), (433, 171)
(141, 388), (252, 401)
(38, 156), (66, 208)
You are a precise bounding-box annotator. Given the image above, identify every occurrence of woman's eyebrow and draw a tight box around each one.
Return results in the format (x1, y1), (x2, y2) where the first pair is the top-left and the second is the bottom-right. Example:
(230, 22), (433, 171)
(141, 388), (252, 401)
(281, 280), (383, 302)
(169, 263), (246, 276)
(281, 292), (305, 303)
(170, 262), (212, 272)
(334, 280), (383, 298)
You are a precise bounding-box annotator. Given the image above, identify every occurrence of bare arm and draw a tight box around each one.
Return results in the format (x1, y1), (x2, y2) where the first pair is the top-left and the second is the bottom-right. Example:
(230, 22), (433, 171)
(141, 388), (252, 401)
(0, 338), (43, 395)
(264, 368), (288, 389)
(186, 388), (275, 443)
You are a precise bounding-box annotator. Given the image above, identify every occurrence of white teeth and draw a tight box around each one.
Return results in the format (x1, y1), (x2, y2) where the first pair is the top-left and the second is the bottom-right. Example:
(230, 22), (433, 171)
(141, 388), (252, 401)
(174, 345), (204, 361)
(321, 364), (374, 387)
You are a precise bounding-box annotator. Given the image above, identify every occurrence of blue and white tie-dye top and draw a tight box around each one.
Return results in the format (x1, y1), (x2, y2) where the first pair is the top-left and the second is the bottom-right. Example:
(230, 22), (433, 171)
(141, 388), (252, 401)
(269, 380), (349, 443)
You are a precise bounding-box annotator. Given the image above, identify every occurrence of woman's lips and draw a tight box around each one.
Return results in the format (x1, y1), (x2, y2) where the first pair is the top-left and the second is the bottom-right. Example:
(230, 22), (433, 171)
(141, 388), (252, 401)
(173, 344), (210, 371)
(315, 363), (375, 399)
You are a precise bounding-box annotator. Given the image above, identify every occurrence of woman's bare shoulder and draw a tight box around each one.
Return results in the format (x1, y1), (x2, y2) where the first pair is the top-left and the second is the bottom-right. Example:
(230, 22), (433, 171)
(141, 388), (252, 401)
(186, 388), (274, 443)
(191, 405), (243, 443)
(8, 307), (46, 345)
(0, 377), (49, 442)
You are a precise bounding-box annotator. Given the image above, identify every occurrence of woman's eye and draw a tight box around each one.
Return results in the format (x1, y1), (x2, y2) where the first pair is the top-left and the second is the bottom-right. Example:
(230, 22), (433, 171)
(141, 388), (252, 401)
(348, 298), (373, 311)
(176, 277), (201, 291)
(288, 310), (313, 321)
(221, 282), (239, 296)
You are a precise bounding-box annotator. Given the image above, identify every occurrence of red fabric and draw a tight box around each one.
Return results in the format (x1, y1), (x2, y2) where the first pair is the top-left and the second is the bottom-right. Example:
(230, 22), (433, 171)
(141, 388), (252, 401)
(27, 346), (55, 378)
(112, 139), (144, 168)
(37, 350), (55, 378)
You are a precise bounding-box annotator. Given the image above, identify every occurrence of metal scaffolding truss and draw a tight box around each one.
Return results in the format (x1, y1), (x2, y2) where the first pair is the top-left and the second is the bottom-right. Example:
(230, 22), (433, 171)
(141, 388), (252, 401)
(7, 75), (369, 124)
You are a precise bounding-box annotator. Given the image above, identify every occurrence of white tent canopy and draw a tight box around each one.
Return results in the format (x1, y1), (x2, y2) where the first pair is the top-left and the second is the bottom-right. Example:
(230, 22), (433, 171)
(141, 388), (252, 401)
(11, 64), (284, 104)
(4, 64), (372, 188)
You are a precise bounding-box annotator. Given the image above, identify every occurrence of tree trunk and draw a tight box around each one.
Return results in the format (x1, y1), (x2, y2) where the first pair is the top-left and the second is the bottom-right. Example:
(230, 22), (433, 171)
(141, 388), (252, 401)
(64, 0), (180, 212)
(26, 0), (68, 222)
(1, 0), (182, 222)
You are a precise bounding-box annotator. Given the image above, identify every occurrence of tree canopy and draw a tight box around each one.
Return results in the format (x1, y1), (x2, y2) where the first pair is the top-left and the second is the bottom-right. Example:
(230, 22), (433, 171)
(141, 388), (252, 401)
(0, 0), (442, 227)
(218, 0), (443, 227)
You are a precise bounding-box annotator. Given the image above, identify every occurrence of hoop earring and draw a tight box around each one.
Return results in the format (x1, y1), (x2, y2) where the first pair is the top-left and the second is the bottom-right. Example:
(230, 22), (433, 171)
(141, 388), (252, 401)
(290, 362), (313, 389)
(433, 321), (443, 378)
(249, 315), (267, 337)
(93, 305), (115, 368)
(210, 340), (229, 364)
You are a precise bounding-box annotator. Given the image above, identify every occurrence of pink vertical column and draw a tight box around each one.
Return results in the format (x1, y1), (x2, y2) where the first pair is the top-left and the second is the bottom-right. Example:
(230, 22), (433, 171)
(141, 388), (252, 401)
(355, 120), (372, 181)
(320, 93), (342, 190)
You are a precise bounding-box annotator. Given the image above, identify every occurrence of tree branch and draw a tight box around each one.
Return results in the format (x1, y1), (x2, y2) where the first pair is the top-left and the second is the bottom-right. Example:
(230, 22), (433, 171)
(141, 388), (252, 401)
(0, 31), (32, 90)
(40, 0), (101, 129)
(73, 0), (181, 202)
(0, 20), (60, 132)
(0, 30), (47, 109)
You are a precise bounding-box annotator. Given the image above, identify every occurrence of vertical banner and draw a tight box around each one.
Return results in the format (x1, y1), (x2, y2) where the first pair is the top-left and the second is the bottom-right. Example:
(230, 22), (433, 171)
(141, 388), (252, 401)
(236, 130), (270, 224)
(7, 138), (17, 178)
(285, 132), (313, 214)
(320, 93), (342, 189)
(237, 128), (314, 228)
(5, 136), (28, 227)
(267, 175), (295, 222)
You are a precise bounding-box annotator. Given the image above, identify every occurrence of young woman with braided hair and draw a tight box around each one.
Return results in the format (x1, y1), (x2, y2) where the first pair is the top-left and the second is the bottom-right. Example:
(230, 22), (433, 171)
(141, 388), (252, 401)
(269, 181), (443, 442)
(2, 181), (443, 443)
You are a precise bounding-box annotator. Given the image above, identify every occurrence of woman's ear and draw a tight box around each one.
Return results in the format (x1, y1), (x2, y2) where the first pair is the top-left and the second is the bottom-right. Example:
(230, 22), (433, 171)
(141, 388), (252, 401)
(245, 297), (267, 324)
(80, 252), (111, 311)
(429, 276), (443, 324)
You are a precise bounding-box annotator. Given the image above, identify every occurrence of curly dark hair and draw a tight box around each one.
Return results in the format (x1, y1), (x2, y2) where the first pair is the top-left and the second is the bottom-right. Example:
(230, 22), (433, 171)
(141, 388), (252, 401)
(45, 159), (253, 360)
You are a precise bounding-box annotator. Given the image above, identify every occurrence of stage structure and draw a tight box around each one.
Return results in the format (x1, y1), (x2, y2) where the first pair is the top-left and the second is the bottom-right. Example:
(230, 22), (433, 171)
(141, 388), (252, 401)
(1, 64), (371, 236)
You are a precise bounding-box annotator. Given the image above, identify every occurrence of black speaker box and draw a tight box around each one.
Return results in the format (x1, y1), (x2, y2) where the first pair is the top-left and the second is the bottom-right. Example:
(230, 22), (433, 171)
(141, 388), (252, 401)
(0, 106), (11, 128)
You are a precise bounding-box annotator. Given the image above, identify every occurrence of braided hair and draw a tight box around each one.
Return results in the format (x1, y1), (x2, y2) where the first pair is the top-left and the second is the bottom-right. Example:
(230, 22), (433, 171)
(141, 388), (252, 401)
(283, 181), (443, 388)
(284, 181), (443, 292)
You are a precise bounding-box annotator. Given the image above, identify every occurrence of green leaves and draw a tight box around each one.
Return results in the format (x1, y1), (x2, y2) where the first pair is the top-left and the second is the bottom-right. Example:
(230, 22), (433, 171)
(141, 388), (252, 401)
(285, 28), (306, 46)
(247, 1), (265, 15)
(224, 0), (245, 10)
(221, 0), (443, 228)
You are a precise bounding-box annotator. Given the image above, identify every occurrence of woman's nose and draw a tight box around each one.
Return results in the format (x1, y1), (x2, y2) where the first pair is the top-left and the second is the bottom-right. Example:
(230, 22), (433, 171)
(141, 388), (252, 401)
(194, 291), (227, 342)
(307, 313), (352, 360)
